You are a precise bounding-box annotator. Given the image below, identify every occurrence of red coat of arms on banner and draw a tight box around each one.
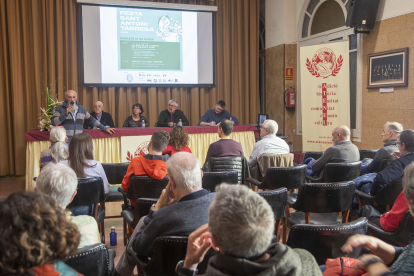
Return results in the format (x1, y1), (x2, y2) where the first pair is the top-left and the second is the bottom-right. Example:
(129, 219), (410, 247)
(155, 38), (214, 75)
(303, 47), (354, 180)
(126, 141), (149, 161)
(306, 47), (343, 79)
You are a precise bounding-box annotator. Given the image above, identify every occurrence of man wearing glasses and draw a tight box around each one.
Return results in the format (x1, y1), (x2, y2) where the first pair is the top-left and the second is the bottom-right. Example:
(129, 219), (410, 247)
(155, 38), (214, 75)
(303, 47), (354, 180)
(248, 119), (290, 168)
(156, 99), (189, 127)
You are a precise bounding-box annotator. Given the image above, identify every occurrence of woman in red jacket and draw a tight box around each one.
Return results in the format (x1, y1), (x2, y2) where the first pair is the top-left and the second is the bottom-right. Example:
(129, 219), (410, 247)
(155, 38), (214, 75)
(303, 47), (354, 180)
(162, 126), (192, 156)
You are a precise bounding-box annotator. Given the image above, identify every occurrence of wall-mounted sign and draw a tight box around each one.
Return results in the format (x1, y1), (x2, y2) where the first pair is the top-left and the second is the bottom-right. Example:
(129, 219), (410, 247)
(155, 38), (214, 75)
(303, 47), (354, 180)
(285, 67), (293, 81)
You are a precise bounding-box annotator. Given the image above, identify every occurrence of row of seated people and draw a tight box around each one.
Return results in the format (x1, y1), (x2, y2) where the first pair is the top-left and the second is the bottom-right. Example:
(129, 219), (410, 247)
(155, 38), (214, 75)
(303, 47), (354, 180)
(5, 151), (414, 275)
(53, 90), (240, 142)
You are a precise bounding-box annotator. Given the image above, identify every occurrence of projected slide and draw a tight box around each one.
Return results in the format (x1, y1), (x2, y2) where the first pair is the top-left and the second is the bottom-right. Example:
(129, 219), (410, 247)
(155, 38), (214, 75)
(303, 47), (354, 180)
(118, 9), (182, 71)
(81, 4), (214, 86)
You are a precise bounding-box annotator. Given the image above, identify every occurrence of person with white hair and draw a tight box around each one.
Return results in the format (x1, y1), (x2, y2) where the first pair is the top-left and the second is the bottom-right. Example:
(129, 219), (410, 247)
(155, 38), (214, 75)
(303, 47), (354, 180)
(176, 184), (321, 276)
(83, 100), (115, 129)
(156, 99), (189, 127)
(39, 126), (69, 170)
(361, 121), (402, 173)
(310, 125), (359, 174)
(115, 152), (215, 276)
(248, 119), (290, 168)
(52, 90), (115, 143)
(35, 162), (100, 248)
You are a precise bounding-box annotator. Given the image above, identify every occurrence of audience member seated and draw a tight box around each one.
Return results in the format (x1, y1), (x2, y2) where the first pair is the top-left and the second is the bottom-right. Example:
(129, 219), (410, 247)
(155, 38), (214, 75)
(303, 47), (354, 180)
(361, 121), (401, 174)
(198, 100), (239, 126)
(204, 119), (243, 164)
(162, 126), (192, 155)
(83, 101), (115, 129)
(339, 169), (414, 276)
(39, 126), (68, 170)
(121, 130), (170, 207)
(157, 99), (189, 127)
(0, 191), (82, 275)
(36, 162), (101, 248)
(248, 119), (290, 168)
(368, 130), (414, 197)
(355, 163), (414, 233)
(61, 132), (110, 215)
(306, 125), (359, 176)
(176, 184), (322, 276)
(122, 103), (148, 127)
(115, 152), (216, 276)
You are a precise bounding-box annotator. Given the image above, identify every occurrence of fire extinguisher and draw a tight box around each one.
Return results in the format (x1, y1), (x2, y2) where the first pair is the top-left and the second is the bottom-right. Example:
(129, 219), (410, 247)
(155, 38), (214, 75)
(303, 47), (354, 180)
(284, 86), (295, 111)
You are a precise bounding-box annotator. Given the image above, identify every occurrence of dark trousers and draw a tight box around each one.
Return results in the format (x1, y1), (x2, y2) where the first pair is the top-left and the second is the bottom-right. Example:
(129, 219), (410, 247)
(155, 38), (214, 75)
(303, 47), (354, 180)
(356, 205), (382, 227)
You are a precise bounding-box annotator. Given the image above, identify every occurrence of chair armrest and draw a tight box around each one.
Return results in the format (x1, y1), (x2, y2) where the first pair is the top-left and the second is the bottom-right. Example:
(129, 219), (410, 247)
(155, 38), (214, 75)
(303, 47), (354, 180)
(245, 177), (262, 187)
(108, 249), (116, 274)
(355, 189), (374, 200)
(305, 174), (321, 182)
(127, 246), (149, 271)
(118, 186), (128, 196)
(287, 196), (297, 206)
(121, 210), (134, 226)
(367, 222), (394, 237)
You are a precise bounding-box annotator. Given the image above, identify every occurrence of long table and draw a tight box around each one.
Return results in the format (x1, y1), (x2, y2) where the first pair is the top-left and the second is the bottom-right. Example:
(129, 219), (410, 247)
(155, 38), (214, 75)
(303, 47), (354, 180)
(25, 125), (259, 191)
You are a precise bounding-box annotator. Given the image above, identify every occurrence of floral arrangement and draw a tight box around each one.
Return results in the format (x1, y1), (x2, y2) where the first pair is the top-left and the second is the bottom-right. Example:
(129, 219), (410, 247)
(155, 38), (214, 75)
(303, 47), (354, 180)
(38, 87), (62, 131)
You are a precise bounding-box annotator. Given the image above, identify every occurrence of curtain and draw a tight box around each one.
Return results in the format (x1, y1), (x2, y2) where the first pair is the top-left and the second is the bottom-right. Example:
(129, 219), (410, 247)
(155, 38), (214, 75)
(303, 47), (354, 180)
(0, 0), (259, 176)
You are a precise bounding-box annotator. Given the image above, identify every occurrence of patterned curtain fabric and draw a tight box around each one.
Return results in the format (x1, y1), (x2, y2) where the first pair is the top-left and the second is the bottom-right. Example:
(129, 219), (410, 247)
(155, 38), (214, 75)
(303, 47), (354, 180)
(0, 0), (259, 176)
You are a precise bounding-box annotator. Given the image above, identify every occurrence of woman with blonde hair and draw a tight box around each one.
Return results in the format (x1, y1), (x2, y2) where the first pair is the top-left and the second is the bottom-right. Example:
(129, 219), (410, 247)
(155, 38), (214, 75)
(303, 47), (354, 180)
(162, 126), (192, 155)
(39, 126), (68, 170)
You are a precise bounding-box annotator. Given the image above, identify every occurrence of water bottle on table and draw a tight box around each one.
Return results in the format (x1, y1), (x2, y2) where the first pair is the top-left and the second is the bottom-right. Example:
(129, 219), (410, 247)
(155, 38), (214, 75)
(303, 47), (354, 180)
(178, 119), (182, 126)
(141, 119), (145, 128)
(110, 226), (117, 246)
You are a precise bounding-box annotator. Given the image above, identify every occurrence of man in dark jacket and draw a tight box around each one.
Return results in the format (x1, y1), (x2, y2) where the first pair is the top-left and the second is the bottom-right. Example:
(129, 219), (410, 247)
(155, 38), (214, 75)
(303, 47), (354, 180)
(157, 99), (189, 127)
(83, 101), (115, 129)
(370, 129), (414, 196)
(176, 184), (322, 276)
(115, 152), (215, 276)
(361, 121), (402, 173)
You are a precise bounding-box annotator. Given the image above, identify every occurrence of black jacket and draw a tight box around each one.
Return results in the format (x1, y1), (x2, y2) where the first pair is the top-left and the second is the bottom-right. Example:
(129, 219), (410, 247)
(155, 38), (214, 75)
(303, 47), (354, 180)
(83, 111), (115, 129)
(156, 109), (189, 127)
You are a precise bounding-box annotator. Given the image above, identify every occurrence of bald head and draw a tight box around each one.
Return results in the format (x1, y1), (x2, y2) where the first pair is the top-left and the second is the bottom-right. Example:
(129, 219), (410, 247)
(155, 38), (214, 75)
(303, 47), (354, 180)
(332, 125), (350, 145)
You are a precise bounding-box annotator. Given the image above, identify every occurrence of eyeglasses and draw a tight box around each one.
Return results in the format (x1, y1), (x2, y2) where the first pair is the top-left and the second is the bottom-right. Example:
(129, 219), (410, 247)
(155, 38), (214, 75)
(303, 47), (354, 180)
(260, 127), (269, 130)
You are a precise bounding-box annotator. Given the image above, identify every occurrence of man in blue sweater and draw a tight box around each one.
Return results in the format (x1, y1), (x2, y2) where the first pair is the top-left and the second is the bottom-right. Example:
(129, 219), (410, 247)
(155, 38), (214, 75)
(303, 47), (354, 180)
(370, 129), (414, 196)
(52, 90), (115, 143)
(199, 100), (239, 126)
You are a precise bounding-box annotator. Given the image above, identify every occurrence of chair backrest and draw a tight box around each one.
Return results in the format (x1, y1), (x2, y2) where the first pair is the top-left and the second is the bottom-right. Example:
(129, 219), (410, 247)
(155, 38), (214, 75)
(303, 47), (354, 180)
(131, 198), (157, 229)
(66, 243), (113, 276)
(207, 156), (248, 184)
(292, 182), (355, 213)
(303, 151), (324, 161)
(374, 178), (403, 206)
(387, 211), (414, 245)
(287, 218), (368, 265)
(128, 175), (169, 202)
(376, 156), (394, 173)
(254, 154), (294, 180)
(359, 149), (378, 160)
(322, 162), (362, 183)
(102, 162), (130, 185)
(141, 236), (213, 276)
(258, 188), (287, 221)
(202, 171), (238, 192)
(67, 178), (105, 207)
(261, 165), (307, 190)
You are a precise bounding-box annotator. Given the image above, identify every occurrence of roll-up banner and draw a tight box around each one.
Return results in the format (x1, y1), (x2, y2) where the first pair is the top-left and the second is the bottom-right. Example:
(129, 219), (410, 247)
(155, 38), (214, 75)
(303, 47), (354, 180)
(300, 41), (350, 151)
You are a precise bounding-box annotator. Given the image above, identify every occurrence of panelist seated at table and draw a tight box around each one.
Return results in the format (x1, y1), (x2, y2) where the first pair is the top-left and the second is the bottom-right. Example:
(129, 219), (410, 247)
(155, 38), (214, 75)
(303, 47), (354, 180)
(52, 90), (115, 143)
(60, 133), (110, 216)
(204, 119), (244, 164)
(198, 100), (239, 126)
(156, 99), (189, 127)
(162, 126), (192, 156)
(123, 103), (148, 128)
(83, 101), (115, 129)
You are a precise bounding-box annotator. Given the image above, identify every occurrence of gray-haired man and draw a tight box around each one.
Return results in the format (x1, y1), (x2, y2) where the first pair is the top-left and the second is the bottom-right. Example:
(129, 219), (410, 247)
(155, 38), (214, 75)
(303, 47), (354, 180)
(115, 152), (215, 276)
(177, 184), (321, 275)
(156, 99), (190, 127)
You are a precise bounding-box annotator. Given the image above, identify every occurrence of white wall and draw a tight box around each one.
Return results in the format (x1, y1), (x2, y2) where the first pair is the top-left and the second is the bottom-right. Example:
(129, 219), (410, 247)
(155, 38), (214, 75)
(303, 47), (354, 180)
(266, 0), (414, 48)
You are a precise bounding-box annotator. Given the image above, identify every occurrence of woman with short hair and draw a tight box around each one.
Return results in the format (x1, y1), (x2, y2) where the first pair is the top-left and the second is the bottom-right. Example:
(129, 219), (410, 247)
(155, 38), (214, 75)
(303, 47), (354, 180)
(0, 191), (81, 275)
(123, 103), (148, 127)
(39, 126), (68, 170)
(162, 126), (192, 156)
